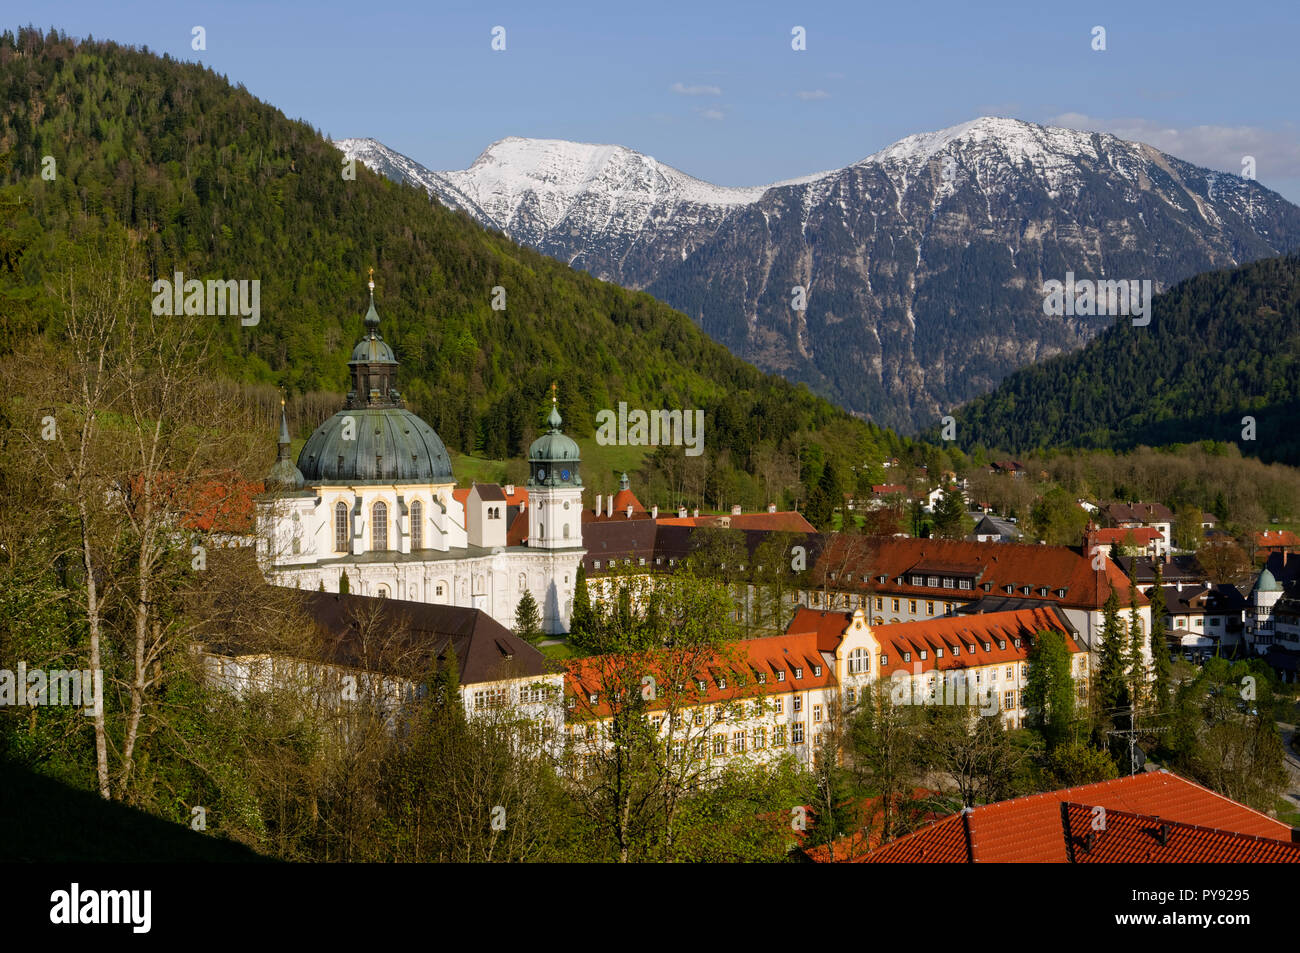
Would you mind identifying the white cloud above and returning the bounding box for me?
[1048,113,1300,179]
[796,89,831,101]
[698,107,725,121]
[672,82,722,96]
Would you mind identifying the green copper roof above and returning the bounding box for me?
[266,403,306,491]
[298,407,454,483]
[1256,567,1283,592]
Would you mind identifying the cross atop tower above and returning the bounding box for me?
[551,381,558,405]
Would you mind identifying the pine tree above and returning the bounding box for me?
[1094,590,1128,732]
[1148,565,1172,712]
[931,487,971,539]
[1126,566,1145,720]
[339,569,350,594]
[514,590,543,644]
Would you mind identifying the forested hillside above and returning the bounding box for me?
[950,254,1300,465]
[0,28,914,505]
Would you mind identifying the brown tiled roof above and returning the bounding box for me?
[1102,502,1174,524]
[471,482,506,501]
[655,512,816,532]
[289,591,548,685]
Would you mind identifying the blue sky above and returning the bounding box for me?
[23,0,1300,201]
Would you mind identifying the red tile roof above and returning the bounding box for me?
[853,772,1295,863]
[1089,527,1164,546]
[1257,530,1300,549]
[1063,803,1300,863]
[815,535,1144,610]
[565,628,839,718]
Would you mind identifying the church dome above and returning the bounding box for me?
[294,275,454,484]
[297,407,453,483]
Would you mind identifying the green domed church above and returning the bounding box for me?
[256,276,586,634]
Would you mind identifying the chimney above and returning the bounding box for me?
[626,504,633,519]
[693,508,700,518]
[607,495,614,518]
[520,499,526,512]
[677,506,687,518]
[595,494,602,516]
[505,484,514,496]
[731,504,742,516]
[768,503,777,513]
[651,505,658,520]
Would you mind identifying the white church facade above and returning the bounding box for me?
[255,277,585,634]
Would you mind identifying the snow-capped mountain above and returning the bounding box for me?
[337,119,1300,431]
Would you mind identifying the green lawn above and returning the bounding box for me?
[451,438,648,490]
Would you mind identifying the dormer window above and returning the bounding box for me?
[903,652,911,662]
[983,641,991,651]
[1013,638,1021,648]
[919,650,927,660]
[696,679,706,691]
[718,676,727,689]
[880,652,889,666]
[813,665,822,677]
[567,695,576,709]
[936,648,943,657]
[777,671,786,683]
[998,640,1006,650]
[794,667,803,679]
[588,693,598,704]
[952,645,960,656]
[758,672,767,684]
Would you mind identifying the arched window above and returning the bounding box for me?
[411,500,423,550]
[334,501,348,552]
[847,648,870,675]
[376,585,389,599]
[372,501,388,551]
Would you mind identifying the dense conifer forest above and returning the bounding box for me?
[949,255,1300,465]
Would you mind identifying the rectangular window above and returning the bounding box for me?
[792,723,805,745]
[813,704,822,723]
[773,697,784,715]
[927,601,935,615]
[959,579,972,590]
[1004,691,1015,710]
[875,597,883,610]
[941,577,953,588]
[732,731,746,754]
[990,668,998,683]
[793,696,803,713]
[694,711,704,726]
[794,667,803,679]
[777,670,786,683]
[773,724,787,746]
[758,672,767,684]
[1005,666,1013,680]
[892,599,900,612]
[713,735,726,757]
[880,653,889,666]
[909,600,918,614]
[753,726,767,749]
[911,575,924,586]
[593,560,601,569]
[928,576,939,588]
[846,687,856,704]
